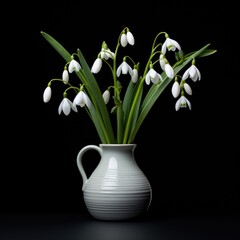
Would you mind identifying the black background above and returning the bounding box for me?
[2,1,239,219]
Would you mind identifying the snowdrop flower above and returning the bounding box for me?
[58,97,78,116]
[100,41,115,60]
[43,86,52,103]
[73,91,91,108]
[91,57,102,74]
[120,29,135,47]
[175,95,191,111]
[159,54,174,79]
[116,60,133,77]
[131,68,139,83]
[100,48,115,60]
[182,64,201,82]
[161,34,181,55]
[171,81,180,98]
[62,69,69,84]
[68,59,81,73]
[102,89,110,104]
[145,67,162,85]
[159,54,165,71]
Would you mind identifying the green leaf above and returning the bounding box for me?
[77,48,116,143]
[198,49,217,58]
[41,31,72,62]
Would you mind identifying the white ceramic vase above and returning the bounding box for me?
[76,144,152,221]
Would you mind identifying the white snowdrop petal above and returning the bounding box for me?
[116,64,122,77]
[191,74,198,82]
[62,70,69,83]
[58,100,63,114]
[121,34,128,47]
[151,74,161,84]
[175,98,181,111]
[184,83,192,95]
[73,92,81,105]
[170,39,181,50]
[122,62,128,74]
[62,99,71,115]
[103,90,110,104]
[149,68,157,78]
[128,66,133,76]
[145,74,150,85]
[160,59,165,71]
[182,69,189,80]
[91,58,102,73]
[68,61,74,73]
[171,82,180,98]
[127,31,135,45]
[43,86,52,103]
[72,103,78,112]
[161,42,167,55]
[165,64,174,79]
[189,65,197,78]
[196,68,201,80]
[83,92,91,108]
[74,60,81,71]
[186,98,192,110]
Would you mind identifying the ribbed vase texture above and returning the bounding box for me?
[77,144,152,221]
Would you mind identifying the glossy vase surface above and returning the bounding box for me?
[76,144,152,221]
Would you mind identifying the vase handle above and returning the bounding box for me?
[76,145,102,191]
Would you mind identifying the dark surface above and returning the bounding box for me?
[1,213,240,240]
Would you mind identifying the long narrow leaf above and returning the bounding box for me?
[123,81,143,143]
[41,31,72,62]
[77,49,115,143]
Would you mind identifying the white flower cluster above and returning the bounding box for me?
[171,62,201,111]
[43,28,202,116]
[43,58,92,115]
[90,29,201,111]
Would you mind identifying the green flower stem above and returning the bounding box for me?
[152,32,165,50]
[112,39,124,143]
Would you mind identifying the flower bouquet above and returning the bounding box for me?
[42,27,216,144]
